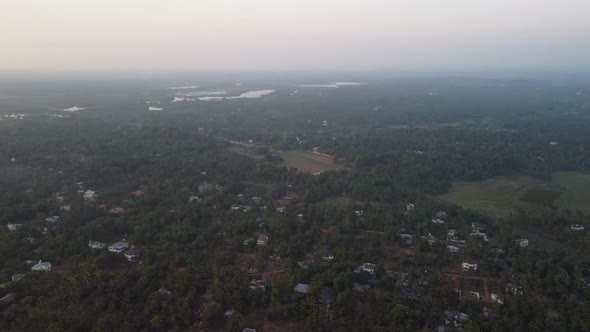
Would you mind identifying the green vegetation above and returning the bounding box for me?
[439,176,542,217]
[520,188,563,206]
[552,172,590,212]
[440,172,590,217]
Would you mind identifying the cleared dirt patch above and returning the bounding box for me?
[278,150,345,174]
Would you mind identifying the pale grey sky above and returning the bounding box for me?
[1,0,589,71]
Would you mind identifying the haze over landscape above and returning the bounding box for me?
[2,0,590,72]
[2,1,590,331]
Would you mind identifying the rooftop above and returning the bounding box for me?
[294,283,311,294]
[109,241,129,250]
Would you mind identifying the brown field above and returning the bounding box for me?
[227,144,345,174]
[278,150,345,174]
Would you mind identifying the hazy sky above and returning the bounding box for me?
[1,0,589,72]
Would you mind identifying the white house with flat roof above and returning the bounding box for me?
[108,241,129,253]
[31,260,52,272]
[45,216,60,223]
[462,262,478,271]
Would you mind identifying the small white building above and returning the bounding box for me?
[462,262,478,272]
[571,224,585,231]
[447,245,460,253]
[355,263,376,274]
[31,260,52,272]
[491,293,504,305]
[158,288,172,296]
[45,216,60,223]
[7,223,22,232]
[363,263,376,274]
[11,274,25,282]
[322,254,335,261]
[294,283,311,294]
[224,309,236,319]
[88,241,105,249]
[257,234,269,246]
[405,203,415,214]
[249,279,266,290]
[83,190,97,201]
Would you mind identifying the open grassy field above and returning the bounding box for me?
[278,150,345,174]
[552,172,590,212]
[438,171,590,218]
